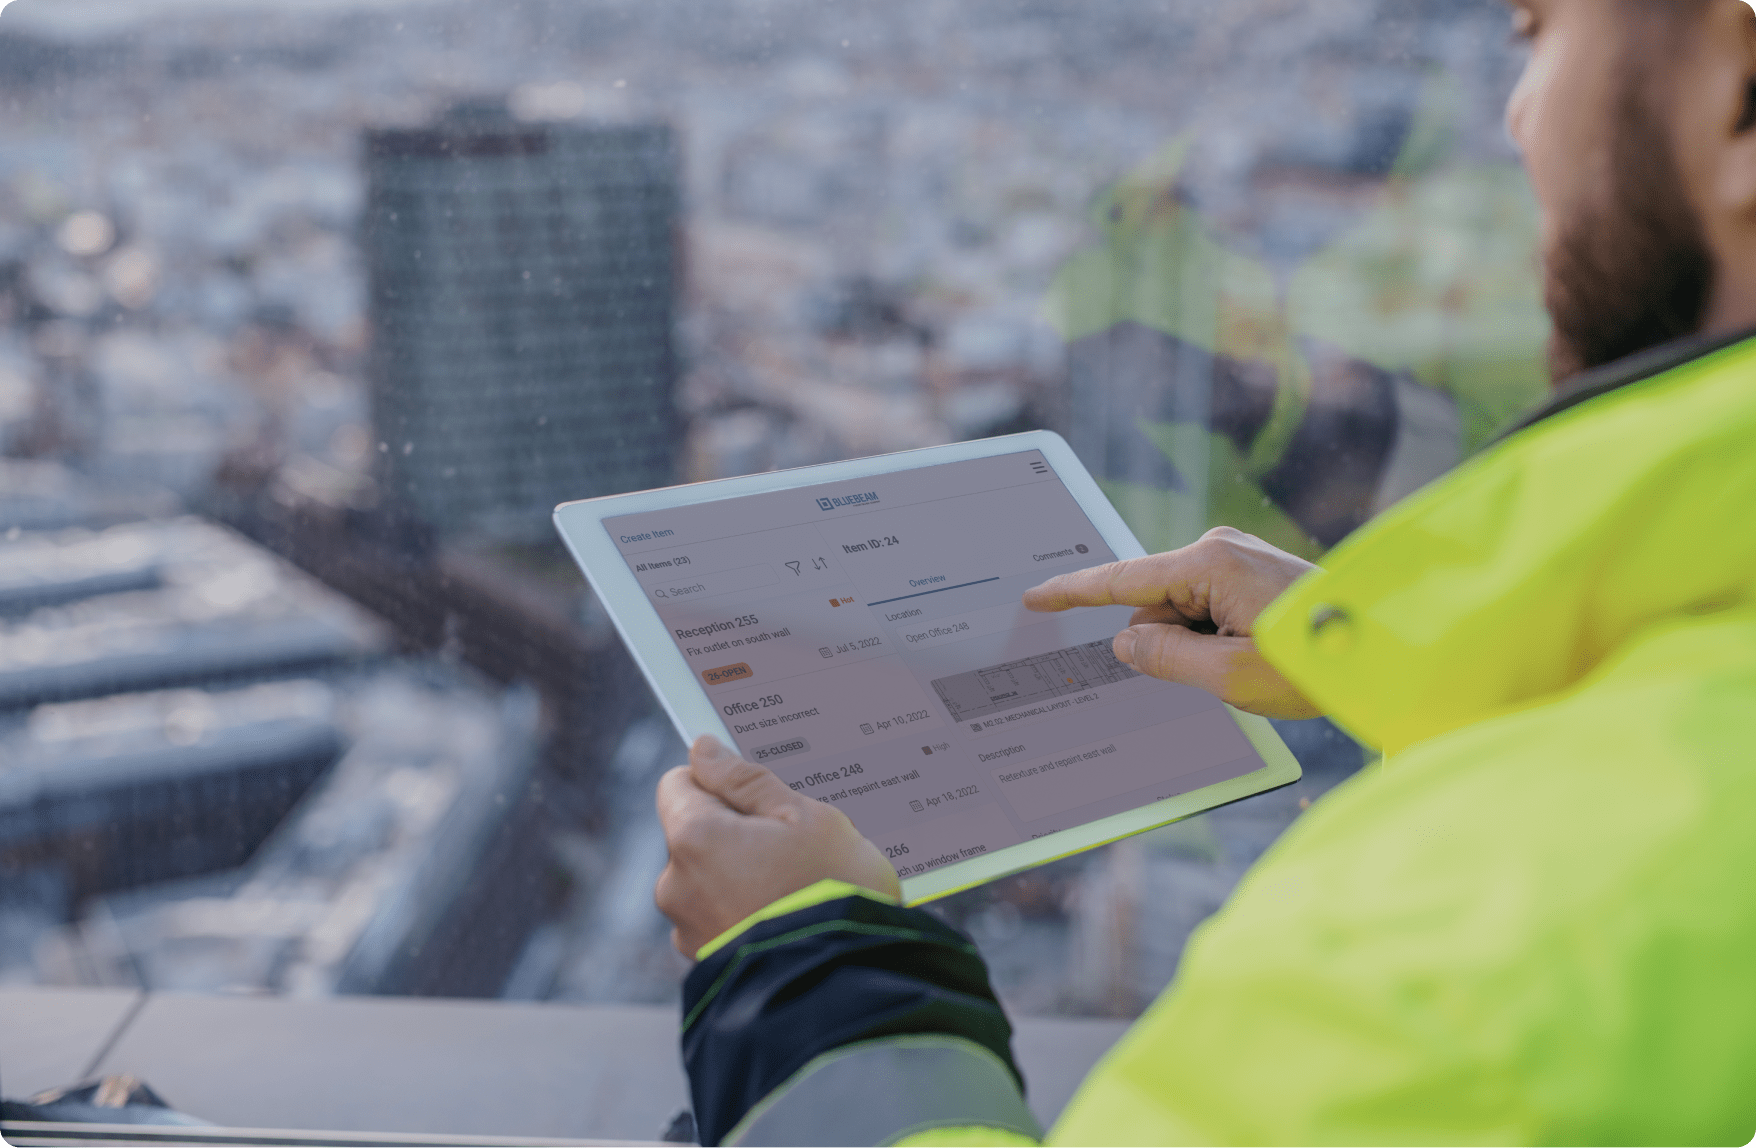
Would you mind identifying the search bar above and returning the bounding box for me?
[649,563,778,601]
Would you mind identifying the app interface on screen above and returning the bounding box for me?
[605,450,1269,877]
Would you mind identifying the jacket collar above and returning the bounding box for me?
[1257,331,1756,755]
[1492,323,1756,445]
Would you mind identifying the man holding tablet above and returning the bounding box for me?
[640,2,1756,1143]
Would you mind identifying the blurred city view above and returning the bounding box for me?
[0,0,1545,1020]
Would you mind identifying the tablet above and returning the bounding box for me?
[554,431,1300,904]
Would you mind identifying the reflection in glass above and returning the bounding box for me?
[0,0,1537,1023]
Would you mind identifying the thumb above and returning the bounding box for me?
[1117,624,1258,700]
[689,735,803,819]
[1117,625,1318,718]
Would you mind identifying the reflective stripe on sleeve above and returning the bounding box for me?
[725,1035,1043,1147]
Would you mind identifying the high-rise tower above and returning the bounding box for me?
[363,107,678,542]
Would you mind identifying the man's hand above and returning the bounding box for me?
[655,736,901,958]
[1024,526,1323,720]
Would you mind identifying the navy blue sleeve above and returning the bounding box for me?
[680,894,1024,1147]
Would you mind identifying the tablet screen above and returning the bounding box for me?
[603,448,1271,879]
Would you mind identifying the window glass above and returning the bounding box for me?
[0,0,1539,1024]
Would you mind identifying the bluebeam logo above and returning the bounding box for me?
[816,491,879,512]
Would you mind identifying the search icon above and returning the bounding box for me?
[642,565,779,601]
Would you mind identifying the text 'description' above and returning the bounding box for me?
[990,708,1258,823]
[701,663,754,686]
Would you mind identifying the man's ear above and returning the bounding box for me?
[1742,2,1756,133]
[1731,11,1756,202]
[1707,10,1756,230]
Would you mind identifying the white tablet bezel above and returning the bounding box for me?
[554,430,1301,904]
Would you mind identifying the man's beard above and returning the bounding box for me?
[1542,83,1716,383]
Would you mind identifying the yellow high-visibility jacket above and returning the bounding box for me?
[678,331,1756,1147]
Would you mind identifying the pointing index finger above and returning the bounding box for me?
[1023,561,1125,611]
[1024,554,1209,621]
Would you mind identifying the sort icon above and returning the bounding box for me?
[786,561,802,575]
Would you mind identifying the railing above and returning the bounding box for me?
[0,1123,667,1148]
